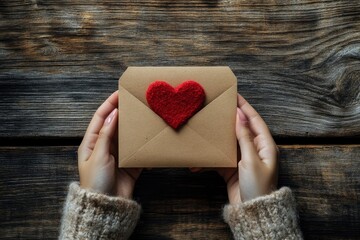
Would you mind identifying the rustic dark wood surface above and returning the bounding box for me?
[1,0,360,239]
[0,146,359,239]
[0,0,359,138]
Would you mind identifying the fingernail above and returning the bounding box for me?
[105,109,117,125]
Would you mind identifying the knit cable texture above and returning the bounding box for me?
[223,187,303,240]
[59,182,141,240]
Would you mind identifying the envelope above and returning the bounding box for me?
[118,67,237,168]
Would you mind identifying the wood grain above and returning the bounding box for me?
[0,145,359,239]
[1,0,359,138]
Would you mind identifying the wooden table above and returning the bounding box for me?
[1,1,359,239]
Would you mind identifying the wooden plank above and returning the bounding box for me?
[0,145,359,239]
[0,0,359,138]
[279,145,360,239]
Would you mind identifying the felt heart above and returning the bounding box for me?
[146,80,205,129]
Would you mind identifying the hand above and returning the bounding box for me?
[77,91,142,199]
[222,93,278,203]
[191,94,278,204]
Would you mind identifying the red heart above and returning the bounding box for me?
[146,80,205,129]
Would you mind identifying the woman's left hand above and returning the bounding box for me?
[77,90,142,199]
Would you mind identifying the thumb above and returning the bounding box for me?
[236,108,258,162]
[93,108,118,159]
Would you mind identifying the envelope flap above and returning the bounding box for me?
[119,67,237,107]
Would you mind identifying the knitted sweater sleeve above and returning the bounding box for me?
[59,182,141,240]
[223,187,303,240]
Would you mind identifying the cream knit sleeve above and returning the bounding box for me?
[223,187,303,240]
[59,182,141,240]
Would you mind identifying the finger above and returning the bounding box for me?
[236,108,260,163]
[92,108,118,161]
[84,90,118,143]
[237,93,278,150]
[237,94,272,137]
[110,123,119,160]
[78,91,118,161]
[237,94,277,163]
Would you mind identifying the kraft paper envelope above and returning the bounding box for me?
[118,66,237,168]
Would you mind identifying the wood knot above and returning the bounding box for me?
[331,70,360,108]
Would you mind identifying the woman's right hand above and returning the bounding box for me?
[220,93,279,203]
